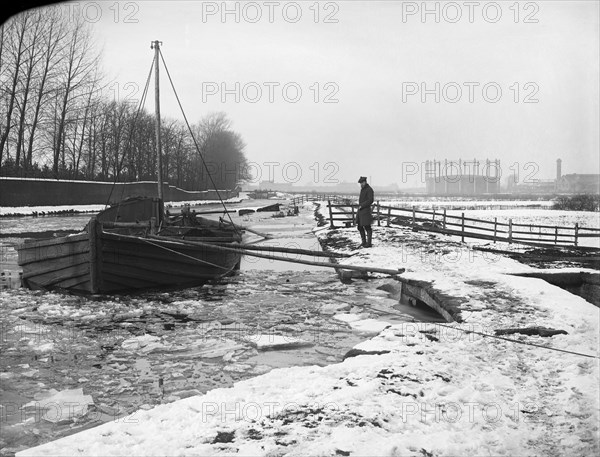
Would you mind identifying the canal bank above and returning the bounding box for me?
[12,201,600,456]
[1,201,442,456]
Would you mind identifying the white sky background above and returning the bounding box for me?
[44,1,600,187]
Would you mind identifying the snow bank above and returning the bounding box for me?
[16,204,600,457]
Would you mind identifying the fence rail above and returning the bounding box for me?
[325,200,600,249]
[291,194,349,206]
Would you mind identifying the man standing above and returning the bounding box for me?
[356,176,374,248]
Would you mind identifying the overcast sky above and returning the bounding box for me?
[34,1,600,187]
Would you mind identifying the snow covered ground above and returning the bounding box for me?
[0,196,247,217]
[382,199,555,209]
[379,200,600,249]
[15,202,599,456]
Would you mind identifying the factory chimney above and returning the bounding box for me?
[556,158,562,181]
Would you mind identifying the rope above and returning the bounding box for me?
[267,271,599,359]
[141,238,231,271]
[431,322,600,359]
[157,49,241,237]
[104,58,155,211]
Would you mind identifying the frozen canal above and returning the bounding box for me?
[0,199,442,455]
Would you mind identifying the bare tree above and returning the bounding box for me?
[51,15,101,177]
[193,112,250,190]
[24,6,68,171]
[1,8,249,189]
[12,10,48,171]
[0,11,29,163]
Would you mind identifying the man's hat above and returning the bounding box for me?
[358,176,367,183]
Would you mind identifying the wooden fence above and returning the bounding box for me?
[291,194,349,206]
[326,200,600,249]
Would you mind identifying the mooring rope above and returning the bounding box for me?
[431,321,600,359]
[158,49,241,238]
[105,58,155,211]
[268,278,600,359]
[141,238,231,271]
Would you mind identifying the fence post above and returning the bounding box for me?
[89,216,100,294]
[412,208,416,227]
[508,219,513,244]
[328,200,334,229]
[377,201,380,226]
[443,209,446,229]
[461,212,465,242]
[555,226,558,245]
[493,218,497,243]
[351,205,355,226]
[432,208,436,226]
[387,207,391,227]
[574,223,579,246]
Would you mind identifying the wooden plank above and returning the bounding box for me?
[21,256,89,279]
[102,259,217,285]
[101,235,241,267]
[410,225,545,247]
[442,221,506,234]
[579,227,600,232]
[18,239,90,266]
[25,263,90,289]
[102,256,219,280]
[19,243,90,267]
[494,218,498,241]
[325,204,599,238]
[89,217,99,294]
[101,221,150,229]
[52,275,91,291]
[208,241,351,258]
[18,233,88,248]
[32,269,88,288]
[219,220,271,239]
[101,266,166,288]
[180,236,241,242]
[511,229,574,238]
[153,235,404,276]
[512,221,576,230]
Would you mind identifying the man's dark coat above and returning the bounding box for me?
[356,183,374,227]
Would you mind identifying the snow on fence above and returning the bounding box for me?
[326,200,600,249]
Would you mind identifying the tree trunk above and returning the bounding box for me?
[0,14,28,164]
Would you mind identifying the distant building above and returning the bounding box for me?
[507,158,599,195]
[557,174,600,194]
[509,179,556,194]
[425,159,500,195]
[509,157,563,194]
